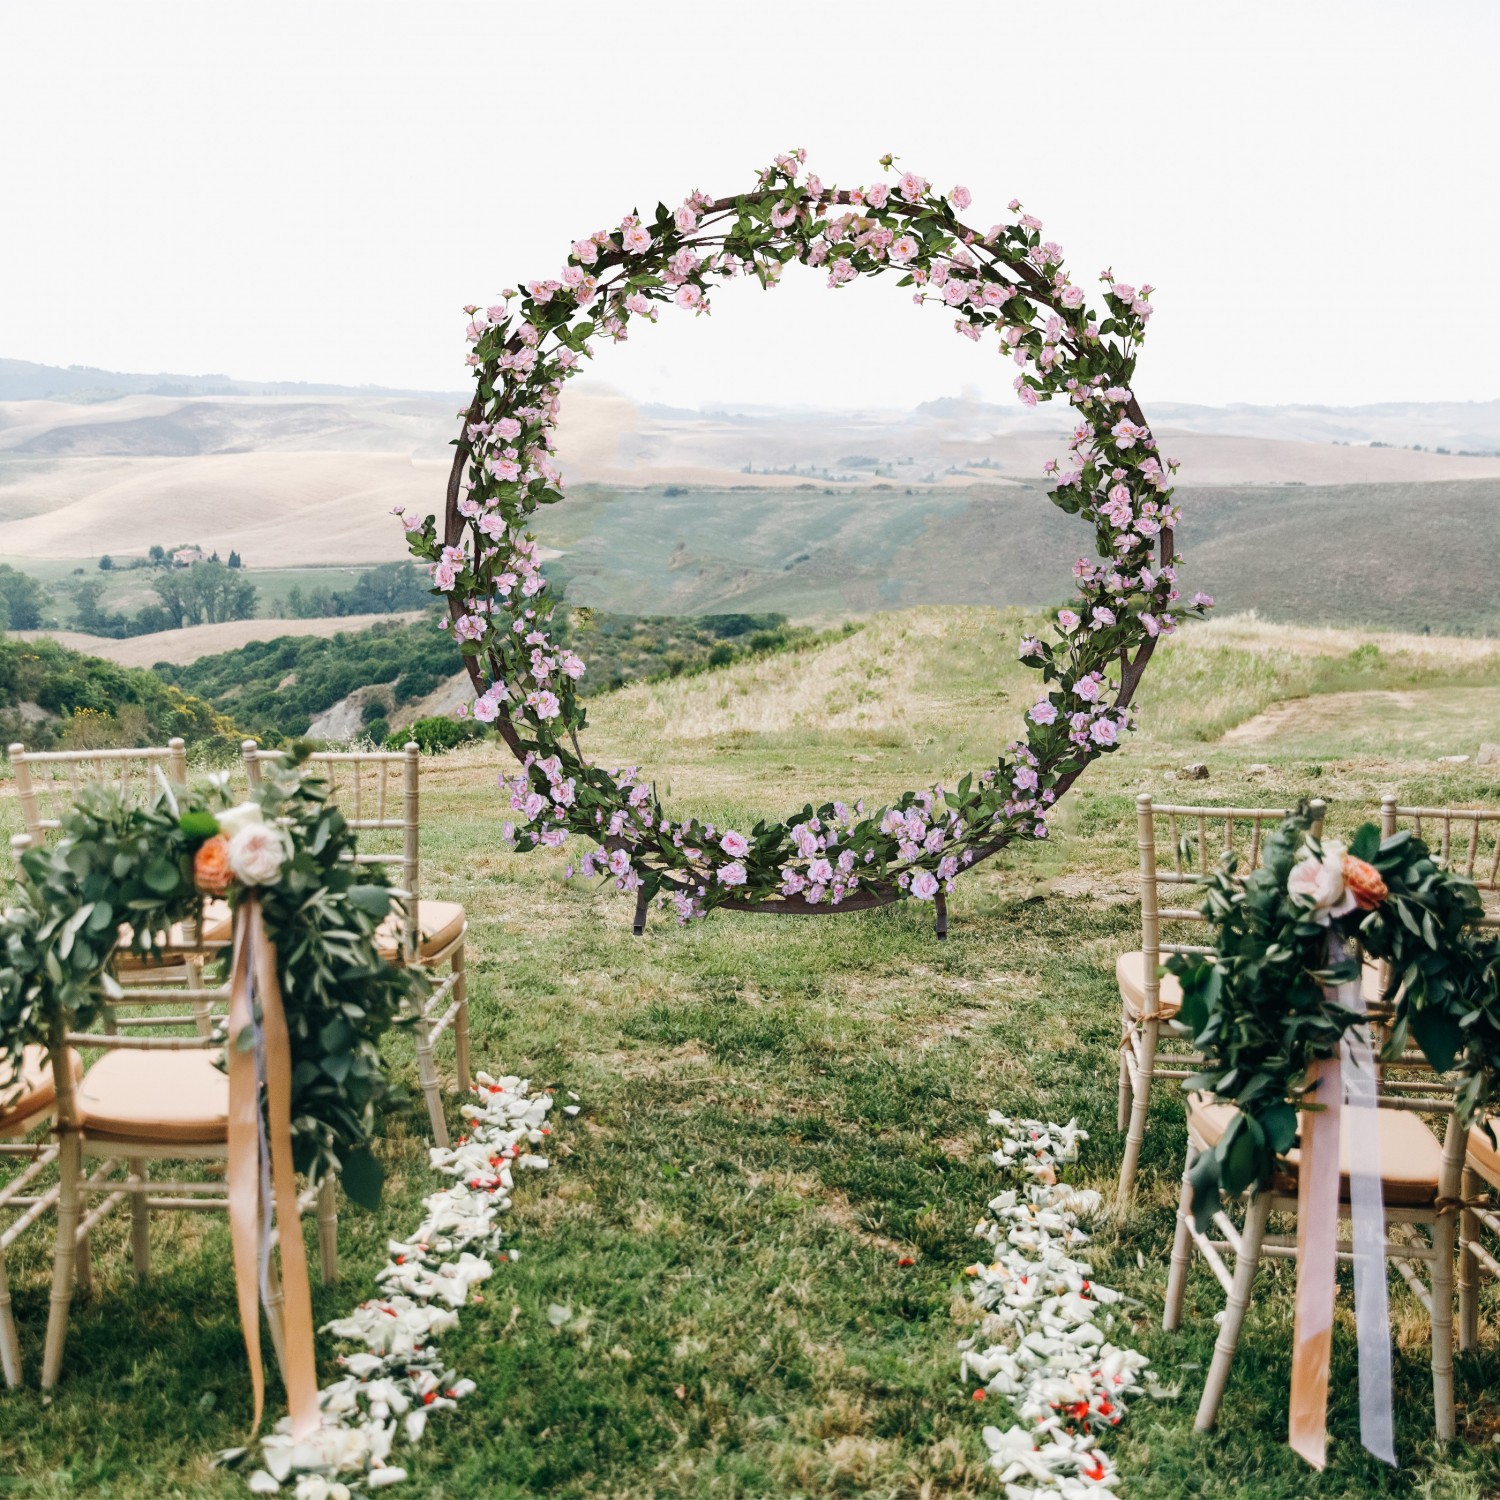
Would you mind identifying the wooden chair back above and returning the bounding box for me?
[1379,796,1500,925]
[1135,795,1326,1001]
[242,742,421,959]
[8,740,188,845]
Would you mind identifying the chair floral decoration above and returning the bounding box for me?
[0,755,418,1419]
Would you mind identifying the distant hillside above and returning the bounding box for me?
[153,610,824,742]
[535,477,1500,637]
[0,634,238,752]
[0,358,464,403]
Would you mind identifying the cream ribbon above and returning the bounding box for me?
[228,896,321,1440]
[1288,936,1395,1468]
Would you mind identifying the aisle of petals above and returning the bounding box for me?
[245,1073,578,1498]
[957,1114,1149,1497]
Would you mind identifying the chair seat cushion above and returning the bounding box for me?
[198,898,233,944]
[1186,1093,1444,1207]
[1467,1118,1500,1189]
[77,1049,228,1146]
[112,920,203,971]
[376,899,466,962]
[1117,951,1182,1019]
[0,1045,82,1128]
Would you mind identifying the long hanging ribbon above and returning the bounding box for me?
[1288,934,1395,1468]
[228,896,321,1440]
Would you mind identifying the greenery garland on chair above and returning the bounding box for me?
[0,755,418,1204]
[1168,807,1500,1225]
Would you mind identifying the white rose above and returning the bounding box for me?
[226,822,290,887]
[1287,841,1356,924]
[216,801,265,838]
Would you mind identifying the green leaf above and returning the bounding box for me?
[340,1148,384,1212]
[1410,1005,1462,1074]
[347,885,392,917]
[142,856,181,895]
[1349,823,1381,862]
[179,810,220,840]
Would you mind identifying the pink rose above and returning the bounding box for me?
[719,830,749,858]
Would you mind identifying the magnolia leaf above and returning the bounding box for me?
[346,885,392,917]
[1349,822,1381,862]
[1410,1006,1462,1075]
[340,1148,383,1211]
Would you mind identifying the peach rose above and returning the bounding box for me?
[1343,854,1388,911]
[193,834,233,895]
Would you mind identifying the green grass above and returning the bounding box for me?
[1,608,1500,1496]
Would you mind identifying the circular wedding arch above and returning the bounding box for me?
[404,151,1207,931]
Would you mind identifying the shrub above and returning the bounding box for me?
[388,716,486,754]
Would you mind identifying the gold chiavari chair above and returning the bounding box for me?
[1163,1057,1468,1440]
[1114,796,1325,1210]
[13,831,338,1392]
[1375,798,1500,1352]
[0,1037,82,1387]
[239,742,468,1146]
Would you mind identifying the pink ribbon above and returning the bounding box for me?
[1288,935,1394,1468]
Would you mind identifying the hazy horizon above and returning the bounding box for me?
[3,1,1498,414]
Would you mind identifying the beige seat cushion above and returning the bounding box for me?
[198,898,233,944]
[112,917,211,971]
[1187,1093,1443,1207]
[0,1045,82,1129]
[376,899,466,962]
[77,1049,228,1146]
[1116,950,1182,1019]
[1467,1118,1500,1190]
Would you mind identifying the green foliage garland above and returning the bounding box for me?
[1170,809,1500,1225]
[0,756,418,1203]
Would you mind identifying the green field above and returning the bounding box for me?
[2,610,1500,1497]
[532,479,1500,637]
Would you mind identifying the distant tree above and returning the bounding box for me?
[148,544,167,567]
[342,561,432,616]
[0,566,45,631]
[152,561,258,628]
[228,550,242,569]
[98,555,113,571]
[210,550,221,563]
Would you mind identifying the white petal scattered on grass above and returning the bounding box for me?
[239,1076,577,1498]
[958,1115,1150,1494]
[546,1303,573,1328]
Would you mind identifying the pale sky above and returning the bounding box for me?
[2,1,1495,413]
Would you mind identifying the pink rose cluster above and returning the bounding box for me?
[407,149,1206,919]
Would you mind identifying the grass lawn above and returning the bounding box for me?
[2,608,1500,1497]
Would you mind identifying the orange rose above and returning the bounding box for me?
[1342,854,1388,911]
[194,834,233,895]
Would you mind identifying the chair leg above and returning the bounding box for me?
[129,1159,150,1284]
[1459,1165,1480,1353]
[1115,1017,1158,1213]
[1117,1004,1134,1132]
[413,1012,448,1148]
[1195,1191,1270,1432]
[41,1132,84,1390]
[1432,1205,1458,1442]
[452,942,470,1096]
[74,1221,93,1295]
[1163,1141,1198,1331]
[0,1252,20,1388]
[263,1236,289,1377]
[317,1176,338,1285]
